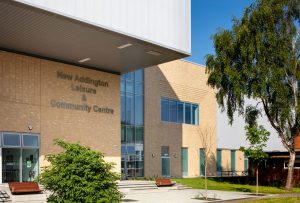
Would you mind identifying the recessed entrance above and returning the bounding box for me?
[0,132,39,183]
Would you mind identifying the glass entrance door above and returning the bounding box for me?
[0,132,40,183]
[2,148,20,182]
[22,149,39,182]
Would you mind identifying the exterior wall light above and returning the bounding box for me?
[28,124,33,131]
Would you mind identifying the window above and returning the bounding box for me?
[23,134,39,147]
[192,104,199,125]
[284,160,300,169]
[160,98,199,125]
[125,94,134,125]
[125,80,134,93]
[161,146,170,157]
[161,99,169,122]
[185,103,191,124]
[135,95,144,126]
[121,80,125,92]
[135,127,143,143]
[134,69,144,82]
[126,126,135,143]
[135,82,143,95]
[169,100,177,122]
[3,133,20,147]
[177,102,184,123]
[182,148,188,177]
[121,92,126,124]
[121,69,144,178]
[121,126,126,143]
[126,72,134,80]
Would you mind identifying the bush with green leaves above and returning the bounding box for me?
[37,139,123,203]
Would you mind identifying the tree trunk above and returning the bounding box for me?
[256,168,258,196]
[205,164,207,200]
[285,151,296,191]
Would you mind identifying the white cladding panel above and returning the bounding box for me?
[16,0,191,54]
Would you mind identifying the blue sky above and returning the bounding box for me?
[190,0,285,151]
[187,0,254,65]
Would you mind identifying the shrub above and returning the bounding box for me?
[37,139,123,203]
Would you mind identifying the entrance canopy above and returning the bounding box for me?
[0,1,190,74]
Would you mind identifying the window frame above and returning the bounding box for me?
[22,134,39,148]
[2,132,21,148]
[160,97,199,126]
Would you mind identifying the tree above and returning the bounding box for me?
[37,139,123,203]
[198,126,216,200]
[240,125,269,195]
[206,0,300,190]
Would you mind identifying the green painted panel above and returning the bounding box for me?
[244,156,249,172]
[181,148,188,176]
[161,157,170,177]
[216,150,222,172]
[231,150,236,172]
[200,148,205,176]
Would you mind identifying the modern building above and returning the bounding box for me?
[121,61,247,179]
[0,0,190,183]
[0,0,246,183]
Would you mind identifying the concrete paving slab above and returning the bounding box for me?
[122,188,264,203]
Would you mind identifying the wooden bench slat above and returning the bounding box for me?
[8,182,43,194]
[155,178,175,187]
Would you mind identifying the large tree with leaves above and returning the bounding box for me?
[206,0,300,190]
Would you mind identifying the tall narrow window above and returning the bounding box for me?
[244,155,249,175]
[182,148,188,177]
[216,150,222,172]
[126,94,134,125]
[200,148,205,176]
[126,126,135,144]
[135,127,143,144]
[192,104,199,125]
[121,92,126,124]
[121,125,126,143]
[134,69,144,82]
[121,69,144,178]
[177,102,184,123]
[169,100,177,122]
[231,150,236,173]
[135,95,144,126]
[161,99,169,122]
[185,103,191,124]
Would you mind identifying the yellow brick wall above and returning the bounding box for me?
[0,51,121,172]
[144,60,217,177]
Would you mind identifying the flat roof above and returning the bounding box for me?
[0,1,189,74]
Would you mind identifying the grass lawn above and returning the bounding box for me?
[172,178,300,194]
[242,197,300,203]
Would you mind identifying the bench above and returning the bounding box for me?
[8,182,43,194]
[155,178,175,187]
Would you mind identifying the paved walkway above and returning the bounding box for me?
[218,193,300,203]
[0,181,299,203]
[0,184,47,203]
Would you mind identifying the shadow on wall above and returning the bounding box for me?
[144,65,183,178]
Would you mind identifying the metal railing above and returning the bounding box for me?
[217,170,248,177]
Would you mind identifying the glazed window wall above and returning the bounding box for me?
[0,132,39,183]
[161,98,199,125]
[121,69,144,178]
